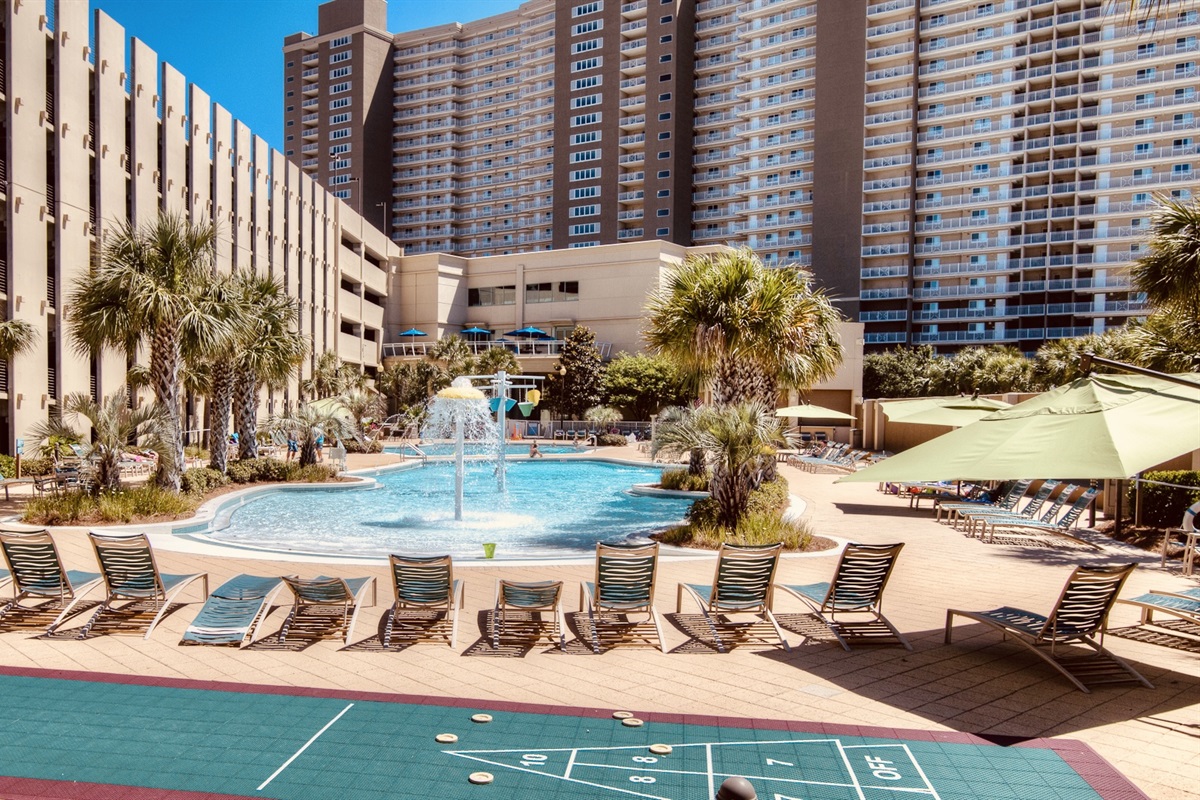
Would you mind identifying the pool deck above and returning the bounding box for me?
[1,446,1198,799]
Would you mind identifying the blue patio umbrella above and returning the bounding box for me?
[504,326,549,338]
[461,326,492,336]
[398,327,427,337]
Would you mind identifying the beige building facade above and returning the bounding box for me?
[0,1,397,451]
[383,240,865,419]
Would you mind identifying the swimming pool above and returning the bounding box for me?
[384,442,585,456]
[207,459,692,559]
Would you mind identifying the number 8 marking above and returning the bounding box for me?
[630,775,656,784]
[632,756,658,764]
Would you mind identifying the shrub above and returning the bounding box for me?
[688,476,791,528]
[284,464,340,482]
[181,467,229,495]
[343,438,383,454]
[660,468,710,492]
[0,455,12,479]
[22,486,196,525]
[1128,470,1200,527]
[659,512,815,550]
[226,458,289,484]
[10,456,55,477]
[596,433,628,447]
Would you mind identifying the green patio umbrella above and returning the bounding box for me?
[882,396,1011,428]
[775,403,856,421]
[840,372,1200,483]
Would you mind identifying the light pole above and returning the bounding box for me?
[375,201,389,239]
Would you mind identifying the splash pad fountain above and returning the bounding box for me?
[421,377,497,520]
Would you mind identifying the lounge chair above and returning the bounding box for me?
[0,476,34,500]
[676,542,789,652]
[954,480,1060,533]
[775,542,910,650]
[1160,499,1200,574]
[492,579,566,650]
[1117,586,1200,633]
[945,563,1152,693]
[963,482,1074,538]
[0,528,103,633]
[181,574,284,646]
[580,542,666,653]
[80,532,209,640]
[278,575,377,645]
[383,554,462,648]
[977,488,1099,547]
[935,479,1032,524]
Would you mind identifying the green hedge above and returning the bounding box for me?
[1128,470,1200,528]
[596,433,628,447]
[0,455,55,478]
[181,467,230,496]
[660,468,709,492]
[687,476,790,528]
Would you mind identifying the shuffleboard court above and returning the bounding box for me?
[0,666,1146,800]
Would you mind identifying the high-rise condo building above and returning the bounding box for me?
[284,0,1199,353]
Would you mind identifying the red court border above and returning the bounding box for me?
[0,665,1149,800]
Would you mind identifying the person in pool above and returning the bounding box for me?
[529,442,543,458]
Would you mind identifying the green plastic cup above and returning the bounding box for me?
[482,543,496,559]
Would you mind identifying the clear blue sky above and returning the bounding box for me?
[86,0,523,150]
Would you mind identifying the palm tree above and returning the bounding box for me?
[472,346,522,377]
[232,275,307,460]
[302,350,365,400]
[265,403,354,467]
[584,405,622,428]
[377,360,447,415]
[189,273,245,474]
[644,248,843,407]
[0,318,37,361]
[339,388,386,441]
[652,402,789,529]
[428,335,475,377]
[1132,196,1200,315]
[1033,330,1136,388]
[68,212,239,491]
[28,389,169,492]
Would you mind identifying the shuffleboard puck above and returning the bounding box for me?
[471,713,493,723]
[468,772,494,785]
[621,717,644,728]
[436,733,459,744]
[612,711,634,719]
[649,744,673,755]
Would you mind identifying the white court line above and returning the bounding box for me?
[835,740,867,800]
[705,743,715,800]
[257,703,354,791]
[900,744,943,800]
[564,748,579,780]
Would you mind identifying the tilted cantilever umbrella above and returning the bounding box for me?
[840,372,1200,483]
[881,396,1011,428]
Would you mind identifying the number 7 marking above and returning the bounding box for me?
[765,759,794,767]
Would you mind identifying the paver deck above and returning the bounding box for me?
[0,450,1197,799]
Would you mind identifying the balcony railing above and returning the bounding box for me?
[383,339,612,360]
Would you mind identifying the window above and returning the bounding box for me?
[572,57,602,72]
[658,112,672,121]
[658,92,671,102]
[572,112,600,126]
[331,35,351,47]
[572,20,602,35]
[657,131,671,140]
[656,208,669,217]
[659,54,672,62]
[569,205,598,217]
[657,150,670,159]
[573,1,601,16]
[1136,92,1155,107]
[656,189,670,197]
[657,227,669,236]
[329,112,351,125]
[329,66,352,79]
[526,281,579,303]
[330,159,351,170]
[572,93,601,108]
[660,34,672,43]
[660,73,671,81]
[330,50,351,64]
[1173,163,1193,174]
[571,130,600,145]
[572,38,601,54]
[330,97,351,109]
[570,149,600,162]
[468,286,516,307]
[570,168,599,181]
[330,128,351,140]
[570,223,598,236]
[661,14,672,22]
[330,174,354,185]
[572,75,602,91]
[657,169,670,178]
[570,185,600,199]
[331,81,351,94]
[1138,42,1157,57]
[330,143,350,155]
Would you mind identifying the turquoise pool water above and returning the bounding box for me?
[208,460,692,559]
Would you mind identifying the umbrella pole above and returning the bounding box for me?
[1114,480,1123,536]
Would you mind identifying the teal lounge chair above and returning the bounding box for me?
[946,563,1152,693]
[955,480,1060,532]
[776,542,910,650]
[1117,586,1200,632]
[0,528,103,633]
[964,483,1075,538]
[181,574,285,646]
[936,479,1032,524]
[278,575,377,645]
[978,488,1099,547]
[676,542,789,653]
[81,532,208,640]
[492,579,566,651]
[384,554,462,648]
[580,542,665,653]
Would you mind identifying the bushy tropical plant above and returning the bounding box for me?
[544,326,604,418]
[28,389,170,492]
[265,403,356,467]
[303,351,367,400]
[0,318,37,361]
[652,401,790,529]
